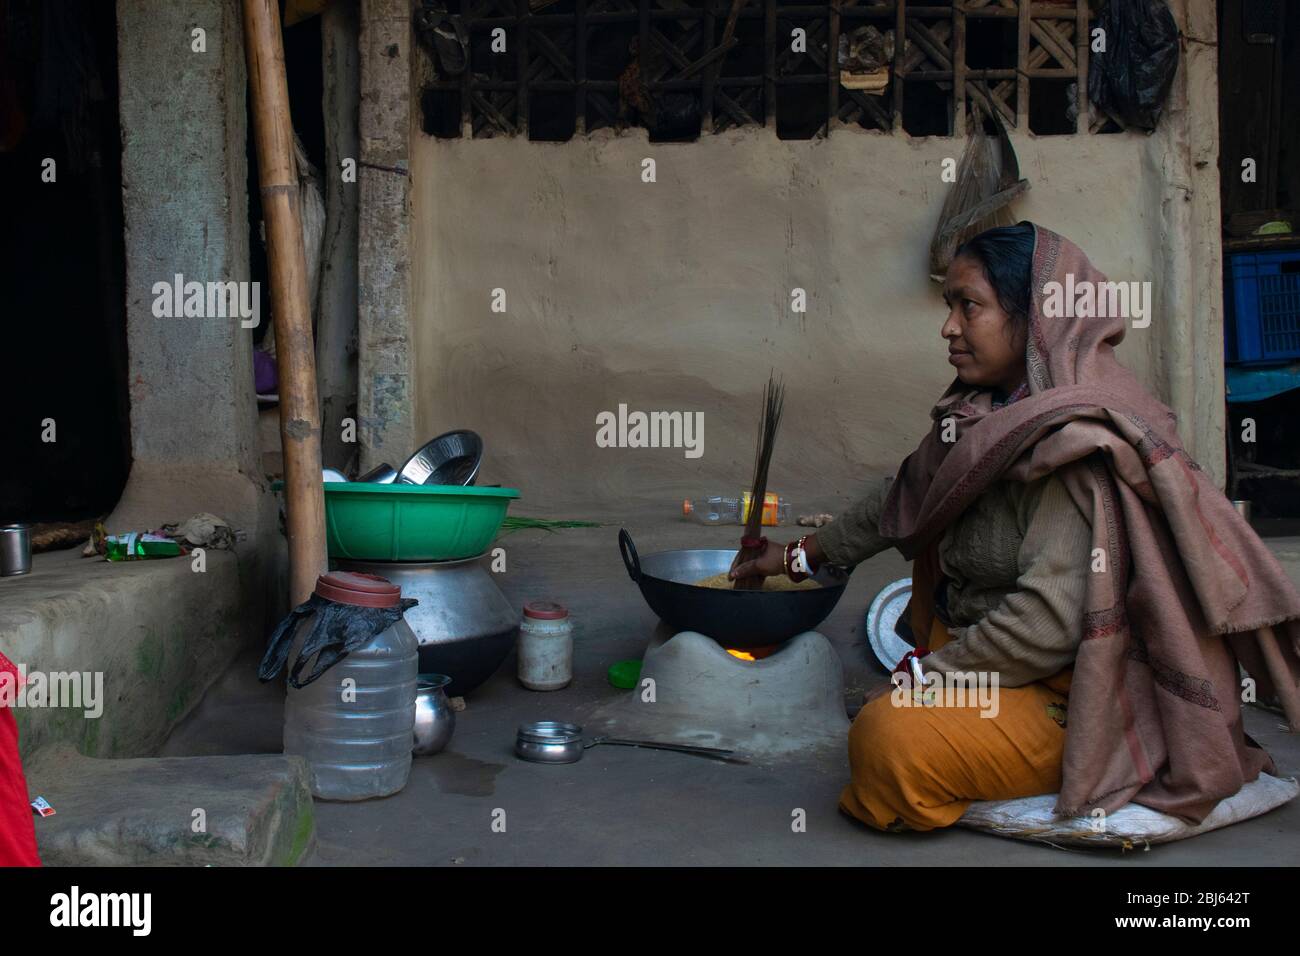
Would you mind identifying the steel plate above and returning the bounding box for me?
[865,577,914,671]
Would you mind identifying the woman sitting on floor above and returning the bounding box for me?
[731,222,1300,832]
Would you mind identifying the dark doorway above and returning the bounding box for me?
[0,0,130,525]
[1218,0,1300,524]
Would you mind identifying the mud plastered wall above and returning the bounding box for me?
[410,128,1166,513]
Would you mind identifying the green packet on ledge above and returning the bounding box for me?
[105,532,182,561]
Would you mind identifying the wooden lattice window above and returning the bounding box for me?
[415,1,1118,141]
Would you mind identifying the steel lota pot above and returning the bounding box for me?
[413,674,456,756]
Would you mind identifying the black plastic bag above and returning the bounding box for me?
[258,593,418,689]
[1087,0,1180,132]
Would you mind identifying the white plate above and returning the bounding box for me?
[865,577,914,671]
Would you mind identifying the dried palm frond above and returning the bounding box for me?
[928,89,1030,280]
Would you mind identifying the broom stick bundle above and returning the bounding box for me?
[733,372,785,590]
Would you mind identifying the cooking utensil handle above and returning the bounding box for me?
[618,528,642,582]
[603,738,733,756]
[593,737,749,764]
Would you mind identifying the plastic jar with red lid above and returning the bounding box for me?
[517,601,573,691]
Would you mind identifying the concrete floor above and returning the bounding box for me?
[162,510,1300,865]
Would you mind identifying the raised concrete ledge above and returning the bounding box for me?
[1,538,279,762]
[27,748,314,867]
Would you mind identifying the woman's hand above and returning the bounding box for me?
[728,532,826,581]
[728,541,786,581]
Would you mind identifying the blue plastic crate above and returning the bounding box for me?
[1225,248,1300,364]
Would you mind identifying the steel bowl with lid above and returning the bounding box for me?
[515,721,585,764]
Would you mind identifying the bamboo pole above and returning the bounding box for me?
[243,0,328,606]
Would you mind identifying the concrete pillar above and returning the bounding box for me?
[112,0,267,532]
[357,0,416,471]
[1147,0,1227,489]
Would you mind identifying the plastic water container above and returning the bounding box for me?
[283,572,419,801]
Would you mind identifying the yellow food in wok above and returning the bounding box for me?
[692,572,821,591]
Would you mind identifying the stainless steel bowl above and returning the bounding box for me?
[413,674,456,756]
[357,462,398,484]
[515,721,585,764]
[396,430,483,486]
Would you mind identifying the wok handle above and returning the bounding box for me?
[618,528,642,583]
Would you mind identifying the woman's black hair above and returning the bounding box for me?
[954,222,1036,338]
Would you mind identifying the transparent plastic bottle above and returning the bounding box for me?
[283,573,419,801]
[682,492,790,526]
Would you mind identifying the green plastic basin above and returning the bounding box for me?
[323,482,520,561]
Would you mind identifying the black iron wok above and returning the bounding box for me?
[618,529,848,649]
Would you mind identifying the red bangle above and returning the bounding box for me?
[891,647,931,677]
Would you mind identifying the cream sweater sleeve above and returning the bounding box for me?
[923,475,1093,688]
[815,475,894,568]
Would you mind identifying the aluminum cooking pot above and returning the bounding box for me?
[618,529,848,649]
[334,555,517,696]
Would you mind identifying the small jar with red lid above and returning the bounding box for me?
[517,600,573,691]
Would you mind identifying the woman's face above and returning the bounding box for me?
[941,254,1028,393]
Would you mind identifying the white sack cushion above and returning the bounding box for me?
[957,773,1298,848]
